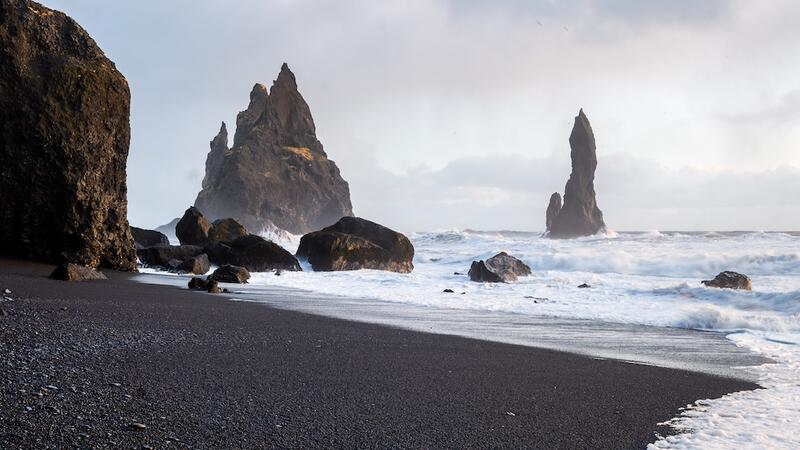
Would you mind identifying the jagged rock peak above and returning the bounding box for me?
[212,122,227,147]
[194,63,353,234]
[546,109,606,238]
[275,62,297,89]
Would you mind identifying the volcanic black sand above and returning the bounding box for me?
[0,258,758,449]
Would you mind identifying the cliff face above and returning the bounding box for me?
[194,63,353,235]
[546,109,606,238]
[0,0,136,270]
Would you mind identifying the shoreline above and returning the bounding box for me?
[0,259,759,448]
[136,269,770,382]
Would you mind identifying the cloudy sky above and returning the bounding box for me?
[48,0,800,231]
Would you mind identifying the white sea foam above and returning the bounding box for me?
[246,229,800,448]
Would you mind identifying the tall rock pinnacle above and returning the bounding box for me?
[194,63,353,234]
[545,109,606,238]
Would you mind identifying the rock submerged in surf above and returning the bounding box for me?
[204,234,301,272]
[468,252,531,283]
[296,217,414,273]
[209,265,251,284]
[701,271,752,291]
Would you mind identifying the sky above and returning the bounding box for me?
[47,0,800,232]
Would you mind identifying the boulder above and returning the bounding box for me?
[131,227,170,249]
[50,263,107,282]
[204,234,301,272]
[702,271,752,290]
[187,276,223,293]
[468,252,531,283]
[209,265,251,284]
[209,218,248,243]
[546,110,606,238]
[136,244,204,268]
[176,207,213,246]
[188,277,209,290]
[193,64,353,234]
[296,217,414,273]
[206,280,222,294]
[0,0,136,270]
[177,253,210,275]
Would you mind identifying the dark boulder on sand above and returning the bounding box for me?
[469,252,531,283]
[188,276,223,293]
[209,218,248,243]
[546,110,606,238]
[702,271,752,290]
[209,265,251,284]
[50,263,107,281]
[193,64,353,234]
[204,234,301,272]
[176,207,213,246]
[131,227,170,249]
[137,244,204,269]
[296,217,414,273]
[0,0,136,270]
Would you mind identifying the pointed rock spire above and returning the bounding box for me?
[201,122,229,191]
[211,121,228,149]
[546,192,562,232]
[546,109,606,238]
[274,62,298,90]
[266,62,316,144]
[194,63,353,234]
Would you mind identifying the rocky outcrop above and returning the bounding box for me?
[136,244,204,269]
[209,218,248,243]
[176,207,213,246]
[296,217,414,273]
[0,0,136,270]
[177,253,210,275]
[209,265,251,284]
[204,234,301,272]
[50,263,107,281]
[546,110,606,238]
[131,227,170,249]
[702,271,752,290]
[194,63,353,234]
[468,252,531,283]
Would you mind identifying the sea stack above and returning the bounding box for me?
[546,109,606,238]
[0,0,136,270]
[194,63,353,235]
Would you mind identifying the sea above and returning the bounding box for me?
[139,229,800,449]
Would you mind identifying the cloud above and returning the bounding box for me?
[43,0,800,231]
[344,148,800,232]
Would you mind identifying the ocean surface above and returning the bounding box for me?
[140,229,800,449]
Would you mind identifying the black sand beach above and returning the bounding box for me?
[0,259,758,449]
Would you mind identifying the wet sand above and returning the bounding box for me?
[0,259,758,449]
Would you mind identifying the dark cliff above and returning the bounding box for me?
[0,0,136,270]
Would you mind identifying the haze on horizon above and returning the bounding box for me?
[48,0,800,232]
